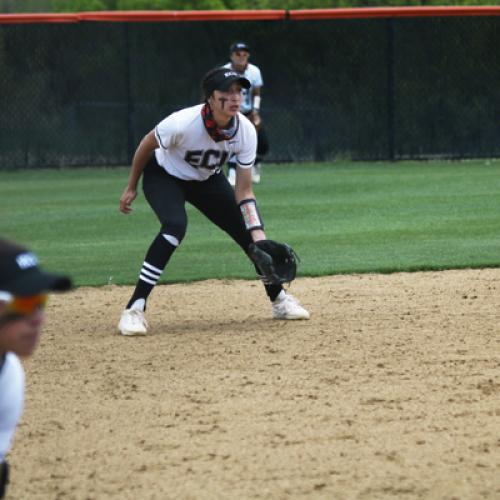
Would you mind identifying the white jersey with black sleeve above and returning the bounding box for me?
[0,353,24,462]
[223,62,263,114]
[154,104,257,182]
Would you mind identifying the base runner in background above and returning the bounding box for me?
[0,239,71,499]
[224,42,269,186]
[118,67,309,336]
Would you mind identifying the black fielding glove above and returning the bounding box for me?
[248,240,299,285]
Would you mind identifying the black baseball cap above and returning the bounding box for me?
[230,42,250,53]
[202,67,251,99]
[0,238,72,296]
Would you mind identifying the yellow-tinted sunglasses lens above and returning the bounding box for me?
[7,294,48,316]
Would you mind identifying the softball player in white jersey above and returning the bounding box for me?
[0,352,23,497]
[0,239,71,498]
[118,67,309,336]
[224,42,269,185]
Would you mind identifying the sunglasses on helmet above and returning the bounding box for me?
[0,291,48,318]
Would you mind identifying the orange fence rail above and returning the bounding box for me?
[0,6,499,24]
[289,6,500,20]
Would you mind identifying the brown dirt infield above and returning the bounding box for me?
[9,269,500,499]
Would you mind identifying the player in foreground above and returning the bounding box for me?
[0,238,71,499]
[118,67,309,336]
[224,41,269,185]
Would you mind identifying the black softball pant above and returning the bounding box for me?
[143,157,251,251]
[241,111,269,159]
[142,157,282,300]
[256,125,269,159]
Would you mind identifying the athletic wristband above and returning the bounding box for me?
[252,95,261,112]
[239,198,264,231]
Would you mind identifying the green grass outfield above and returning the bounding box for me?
[1,159,500,287]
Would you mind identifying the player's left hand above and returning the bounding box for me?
[248,240,299,285]
[249,110,262,130]
[119,188,137,214]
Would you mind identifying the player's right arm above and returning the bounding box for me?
[119,131,158,214]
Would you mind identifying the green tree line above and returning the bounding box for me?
[1,0,499,13]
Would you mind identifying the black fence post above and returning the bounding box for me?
[386,18,395,161]
[124,23,134,165]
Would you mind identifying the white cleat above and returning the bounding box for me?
[228,168,236,187]
[272,293,310,320]
[252,164,261,184]
[118,309,148,336]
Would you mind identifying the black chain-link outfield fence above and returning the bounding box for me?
[0,11,499,168]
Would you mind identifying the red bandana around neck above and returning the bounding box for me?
[201,103,237,142]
